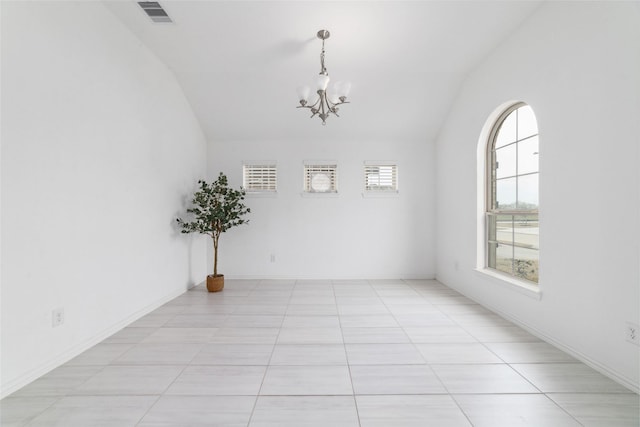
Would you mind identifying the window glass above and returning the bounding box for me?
[495,214,514,245]
[495,111,517,148]
[513,215,539,250]
[513,247,539,282]
[495,243,514,276]
[486,103,539,284]
[517,105,538,140]
[517,136,539,175]
[517,174,539,208]
[495,144,517,179]
[496,177,517,209]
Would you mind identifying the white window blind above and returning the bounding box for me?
[364,164,397,191]
[304,164,337,193]
[243,164,277,192]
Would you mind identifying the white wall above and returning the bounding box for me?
[436,2,640,390]
[0,1,207,397]
[208,138,435,280]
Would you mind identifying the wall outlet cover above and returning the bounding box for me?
[625,322,639,345]
[52,308,64,327]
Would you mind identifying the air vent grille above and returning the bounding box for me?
[138,2,172,23]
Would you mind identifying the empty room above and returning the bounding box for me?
[1,0,639,425]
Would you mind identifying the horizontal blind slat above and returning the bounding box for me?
[243,164,277,192]
[364,164,397,191]
[304,164,338,192]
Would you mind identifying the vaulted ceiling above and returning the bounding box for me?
[104,1,542,143]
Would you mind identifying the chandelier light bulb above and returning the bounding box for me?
[340,81,352,97]
[316,74,330,91]
[297,86,311,105]
[332,81,343,96]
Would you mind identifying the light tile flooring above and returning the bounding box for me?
[2,279,639,426]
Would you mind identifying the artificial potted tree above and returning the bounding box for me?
[177,172,250,292]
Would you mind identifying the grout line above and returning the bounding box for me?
[544,392,587,426]
[245,278,294,426]
[133,394,163,427]
[5,279,636,426]
[337,278,364,427]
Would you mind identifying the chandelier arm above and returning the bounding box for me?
[325,97,335,107]
[329,95,350,107]
[309,97,322,109]
[325,97,340,116]
[297,95,322,111]
[327,98,340,117]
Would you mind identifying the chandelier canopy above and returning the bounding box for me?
[296,30,351,125]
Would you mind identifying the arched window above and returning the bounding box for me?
[486,103,539,283]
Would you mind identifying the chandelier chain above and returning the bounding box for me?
[320,38,327,75]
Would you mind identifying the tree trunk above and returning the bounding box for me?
[213,233,220,276]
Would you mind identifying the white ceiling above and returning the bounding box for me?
[104,1,542,143]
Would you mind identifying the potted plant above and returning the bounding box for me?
[177,172,250,292]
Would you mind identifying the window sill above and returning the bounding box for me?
[300,192,339,198]
[245,192,278,198]
[362,191,399,198]
[474,268,542,300]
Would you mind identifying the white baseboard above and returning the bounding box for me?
[223,274,435,281]
[439,279,640,394]
[491,308,639,393]
[0,286,190,399]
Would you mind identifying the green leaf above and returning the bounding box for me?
[176,173,251,238]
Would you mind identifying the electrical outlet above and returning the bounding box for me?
[52,308,64,327]
[626,322,639,345]
[270,254,276,263]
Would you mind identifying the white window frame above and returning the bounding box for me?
[302,162,338,196]
[242,163,277,195]
[363,161,398,196]
[475,101,541,299]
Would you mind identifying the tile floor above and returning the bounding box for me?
[2,279,638,426]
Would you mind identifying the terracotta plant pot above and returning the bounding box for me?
[206,274,224,292]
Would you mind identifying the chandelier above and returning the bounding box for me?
[296,30,351,125]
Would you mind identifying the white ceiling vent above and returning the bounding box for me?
[138,2,173,23]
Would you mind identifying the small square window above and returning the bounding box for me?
[364,163,398,192]
[243,164,277,193]
[304,164,337,193]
